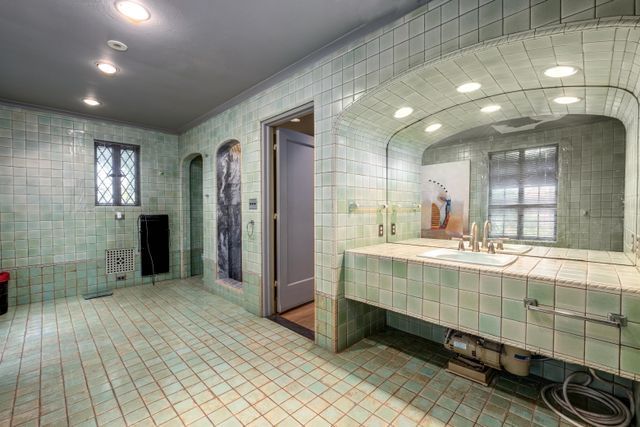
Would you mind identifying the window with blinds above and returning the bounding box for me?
[488,145,558,241]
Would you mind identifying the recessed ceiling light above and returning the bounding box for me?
[394,107,413,119]
[107,40,128,52]
[553,96,581,105]
[425,123,442,133]
[97,62,118,75]
[481,105,501,113]
[544,66,579,78]
[83,98,101,107]
[290,118,301,123]
[115,1,150,22]
[456,82,482,93]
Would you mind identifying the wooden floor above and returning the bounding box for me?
[280,302,314,331]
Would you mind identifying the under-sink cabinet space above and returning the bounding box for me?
[344,244,640,380]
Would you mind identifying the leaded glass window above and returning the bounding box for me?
[95,140,140,206]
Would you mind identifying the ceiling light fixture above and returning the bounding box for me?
[553,96,581,105]
[425,123,442,133]
[456,82,481,93]
[290,118,301,123]
[97,62,118,75]
[115,1,150,22]
[83,98,101,107]
[481,104,501,113]
[394,107,413,119]
[107,40,128,52]
[544,66,579,78]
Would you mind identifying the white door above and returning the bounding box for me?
[276,128,314,312]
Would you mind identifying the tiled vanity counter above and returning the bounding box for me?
[345,244,640,380]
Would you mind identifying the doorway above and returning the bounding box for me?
[189,155,203,276]
[263,104,315,339]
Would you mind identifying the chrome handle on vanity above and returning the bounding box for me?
[523,298,627,327]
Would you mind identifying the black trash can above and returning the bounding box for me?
[0,272,9,315]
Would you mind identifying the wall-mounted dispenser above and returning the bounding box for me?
[138,215,170,279]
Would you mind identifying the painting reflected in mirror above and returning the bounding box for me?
[421,160,470,239]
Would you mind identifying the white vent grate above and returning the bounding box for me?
[106,249,136,274]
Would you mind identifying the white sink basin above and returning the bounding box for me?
[499,244,532,255]
[417,248,518,267]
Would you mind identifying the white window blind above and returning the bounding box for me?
[488,145,558,241]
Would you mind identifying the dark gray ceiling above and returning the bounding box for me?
[0,0,425,133]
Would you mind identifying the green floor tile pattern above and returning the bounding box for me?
[0,278,571,426]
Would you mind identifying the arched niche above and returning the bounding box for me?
[216,139,242,282]
[189,155,204,275]
[180,152,205,278]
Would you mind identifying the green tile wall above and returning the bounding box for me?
[0,104,180,305]
[179,3,640,350]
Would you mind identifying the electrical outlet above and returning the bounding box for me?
[391,223,396,235]
[378,224,384,237]
[116,274,126,281]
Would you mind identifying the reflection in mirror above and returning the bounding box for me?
[388,114,633,266]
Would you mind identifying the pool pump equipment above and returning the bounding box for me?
[444,329,531,385]
[444,329,636,426]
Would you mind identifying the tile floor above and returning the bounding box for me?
[0,278,569,426]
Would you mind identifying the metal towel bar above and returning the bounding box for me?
[348,201,388,213]
[523,298,627,328]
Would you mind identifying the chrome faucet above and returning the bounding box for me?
[470,222,480,252]
[482,220,491,250]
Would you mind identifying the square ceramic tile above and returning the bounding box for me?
[459,308,479,330]
[554,331,585,361]
[526,324,553,352]
[440,268,459,288]
[585,338,619,371]
[502,277,526,300]
[501,318,525,344]
[527,280,554,306]
[620,346,640,376]
[459,271,479,292]
[479,274,501,296]
[555,286,585,313]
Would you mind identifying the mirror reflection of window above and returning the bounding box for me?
[488,145,558,241]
